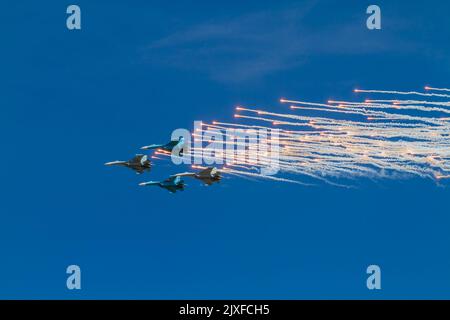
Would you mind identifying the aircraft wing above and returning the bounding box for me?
[139,181,160,186]
[170,172,196,178]
[133,167,145,174]
[164,186,179,193]
[164,176,178,183]
[200,178,214,186]
[104,161,127,166]
[140,144,164,150]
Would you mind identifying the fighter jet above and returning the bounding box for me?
[104,154,151,174]
[172,167,221,186]
[139,175,186,193]
[140,137,185,155]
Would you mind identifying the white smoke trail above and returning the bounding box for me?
[174,87,450,186]
[355,89,450,99]
[425,86,450,93]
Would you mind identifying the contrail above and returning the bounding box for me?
[326,100,450,114]
[280,99,334,108]
[354,89,450,99]
[425,86,450,92]
[221,167,313,186]
[156,86,450,186]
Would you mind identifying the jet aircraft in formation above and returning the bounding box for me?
[140,136,185,155]
[105,137,221,193]
[170,167,221,186]
[104,154,151,174]
[139,176,185,193]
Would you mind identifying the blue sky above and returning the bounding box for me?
[1,0,450,299]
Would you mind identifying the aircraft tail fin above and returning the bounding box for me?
[199,167,218,177]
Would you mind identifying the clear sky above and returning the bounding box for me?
[1,0,450,299]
